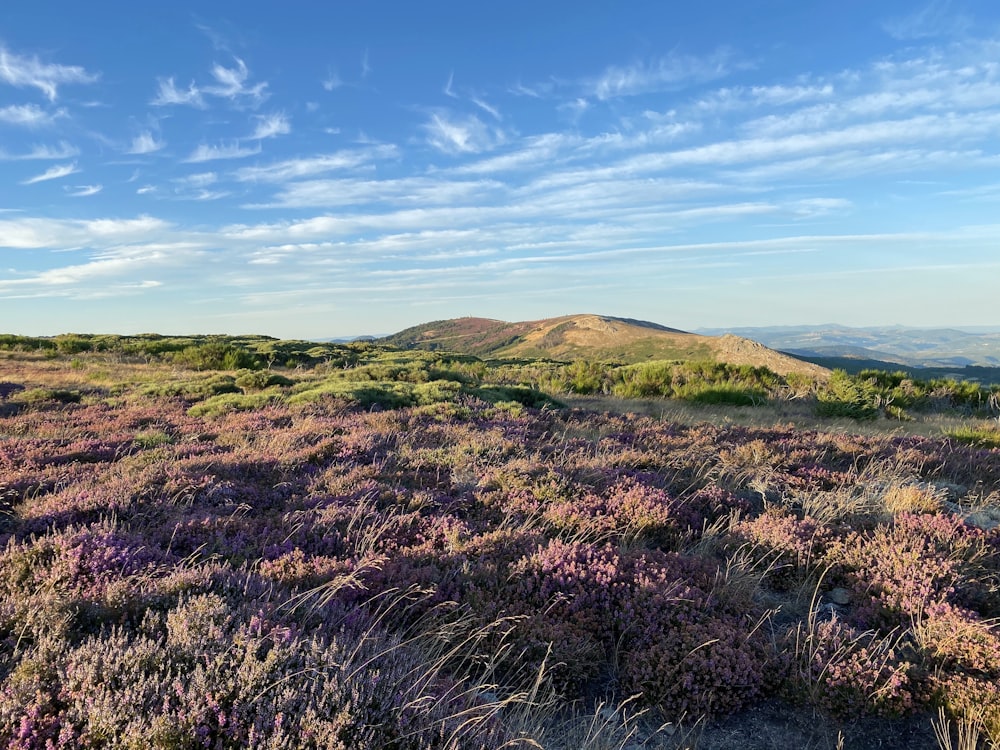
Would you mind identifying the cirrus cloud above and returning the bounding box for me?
[0,46,98,101]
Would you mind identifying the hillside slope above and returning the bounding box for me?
[382,314,829,378]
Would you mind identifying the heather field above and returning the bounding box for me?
[1,347,1000,749]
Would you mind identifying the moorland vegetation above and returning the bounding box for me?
[0,333,999,748]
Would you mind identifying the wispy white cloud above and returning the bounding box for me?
[137,185,157,195]
[791,197,853,217]
[174,172,218,188]
[152,57,267,108]
[65,184,102,197]
[0,215,172,249]
[883,0,970,40]
[694,83,835,114]
[471,96,501,120]
[21,162,79,184]
[508,80,553,98]
[233,145,398,182]
[250,112,290,139]
[252,175,504,209]
[184,141,261,163]
[423,111,501,154]
[189,190,230,201]
[151,77,205,107]
[590,48,738,100]
[559,97,590,120]
[450,133,578,175]
[168,172,228,201]
[0,103,65,127]
[0,141,79,161]
[0,46,98,101]
[614,112,1000,174]
[205,57,267,103]
[361,48,371,79]
[127,131,165,154]
[322,68,343,91]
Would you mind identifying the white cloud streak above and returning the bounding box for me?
[250,112,290,139]
[21,162,79,184]
[883,1,970,40]
[0,141,80,161]
[0,215,172,249]
[423,111,501,154]
[233,145,398,182]
[590,48,738,100]
[184,141,261,163]
[152,57,267,108]
[66,184,102,197]
[128,131,165,154]
[205,57,267,103]
[0,46,97,101]
[0,104,65,127]
[151,77,205,107]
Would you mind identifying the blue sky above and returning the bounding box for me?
[2,1,999,338]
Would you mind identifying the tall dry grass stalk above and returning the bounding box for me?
[932,706,991,750]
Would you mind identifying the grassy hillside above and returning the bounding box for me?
[382,314,830,379]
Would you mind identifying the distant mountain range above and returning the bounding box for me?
[379,314,829,378]
[695,325,1000,368]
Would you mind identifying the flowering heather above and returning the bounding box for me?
[827,512,994,627]
[731,509,833,590]
[791,617,924,717]
[0,354,998,745]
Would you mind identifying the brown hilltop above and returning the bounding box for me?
[381,314,830,378]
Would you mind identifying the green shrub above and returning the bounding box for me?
[413,380,463,405]
[133,430,174,449]
[15,388,82,405]
[234,370,294,391]
[173,342,259,371]
[287,380,417,409]
[187,392,282,418]
[816,370,880,420]
[944,425,1000,449]
[685,386,765,406]
[142,375,239,401]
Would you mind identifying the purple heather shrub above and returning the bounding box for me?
[0,526,164,602]
[682,484,750,530]
[539,478,679,545]
[0,592,512,749]
[731,509,834,589]
[3,359,999,741]
[915,605,1000,677]
[503,540,628,689]
[791,617,924,717]
[827,512,993,627]
[621,616,773,718]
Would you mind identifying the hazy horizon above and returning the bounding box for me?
[2,1,1000,338]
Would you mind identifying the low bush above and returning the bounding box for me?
[187,392,282,417]
[14,388,82,405]
[234,370,295,391]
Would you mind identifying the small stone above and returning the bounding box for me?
[964,511,1000,531]
[932,481,968,499]
[828,587,851,605]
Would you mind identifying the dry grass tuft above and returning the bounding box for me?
[883,483,945,515]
